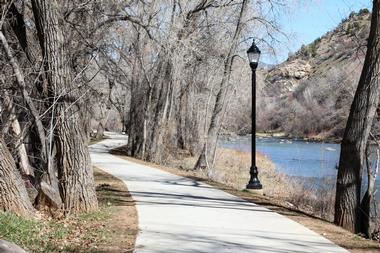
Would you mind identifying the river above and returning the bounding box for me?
[219,136,380,189]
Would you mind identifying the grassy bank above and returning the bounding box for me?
[170,148,333,218]
[164,148,301,202]
[0,168,137,253]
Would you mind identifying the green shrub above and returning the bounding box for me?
[358,8,370,15]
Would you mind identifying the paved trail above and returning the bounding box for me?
[90,133,348,253]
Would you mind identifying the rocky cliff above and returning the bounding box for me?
[258,9,373,140]
[264,9,370,97]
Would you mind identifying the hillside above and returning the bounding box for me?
[257,9,372,140]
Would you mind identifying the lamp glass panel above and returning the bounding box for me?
[248,52,260,63]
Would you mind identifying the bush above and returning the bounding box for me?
[258,66,360,139]
[359,8,370,15]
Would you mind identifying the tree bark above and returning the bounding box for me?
[145,59,173,163]
[194,0,249,170]
[0,137,34,216]
[127,51,173,163]
[334,0,380,234]
[176,67,201,155]
[7,3,32,62]
[127,62,146,158]
[359,147,378,237]
[32,0,98,213]
[0,90,33,177]
[95,122,105,139]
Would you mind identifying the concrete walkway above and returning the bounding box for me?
[90,133,348,253]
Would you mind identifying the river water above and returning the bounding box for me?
[219,136,380,189]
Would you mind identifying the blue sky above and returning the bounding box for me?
[262,0,371,64]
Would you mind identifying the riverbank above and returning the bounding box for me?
[257,131,342,143]
[190,149,289,197]
[223,129,342,143]
[167,147,337,220]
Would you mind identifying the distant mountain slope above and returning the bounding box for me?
[257,9,373,140]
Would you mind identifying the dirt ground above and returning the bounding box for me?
[94,167,138,253]
[110,153,380,253]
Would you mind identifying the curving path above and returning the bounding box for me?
[90,133,348,253]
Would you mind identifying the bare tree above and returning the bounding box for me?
[31,0,98,213]
[0,0,288,218]
[334,0,380,234]
[194,0,249,170]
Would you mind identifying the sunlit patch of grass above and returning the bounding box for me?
[0,212,73,252]
[0,167,137,252]
[0,212,44,249]
[0,199,116,252]
[77,207,114,222]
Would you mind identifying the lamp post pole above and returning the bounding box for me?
[246,40,262,190]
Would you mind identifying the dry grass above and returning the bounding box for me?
[167,148,300,199]
[205,148,335,220]
[212,149,289,197]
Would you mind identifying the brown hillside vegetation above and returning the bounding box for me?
[257,9,380,140]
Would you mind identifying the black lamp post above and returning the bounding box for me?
[246,39,262,190]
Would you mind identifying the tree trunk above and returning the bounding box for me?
[127,57,173,163]
[334,0,380,234]
[32,0,98,213]
[126,1,217,163]
[10,117,34,177]
[145,60,173,163]
[0,90,33,177]
[95,122,105,139]
[176,70,201,155]
[127,65,146,158]
[55,117,98,213]
[194,0,249,170]
[360,146,379,237]
[0,137,34,216]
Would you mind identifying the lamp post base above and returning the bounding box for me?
[246,182,263,190]
[246,166,262,190]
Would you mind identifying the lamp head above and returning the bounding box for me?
[247,39,261,69]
